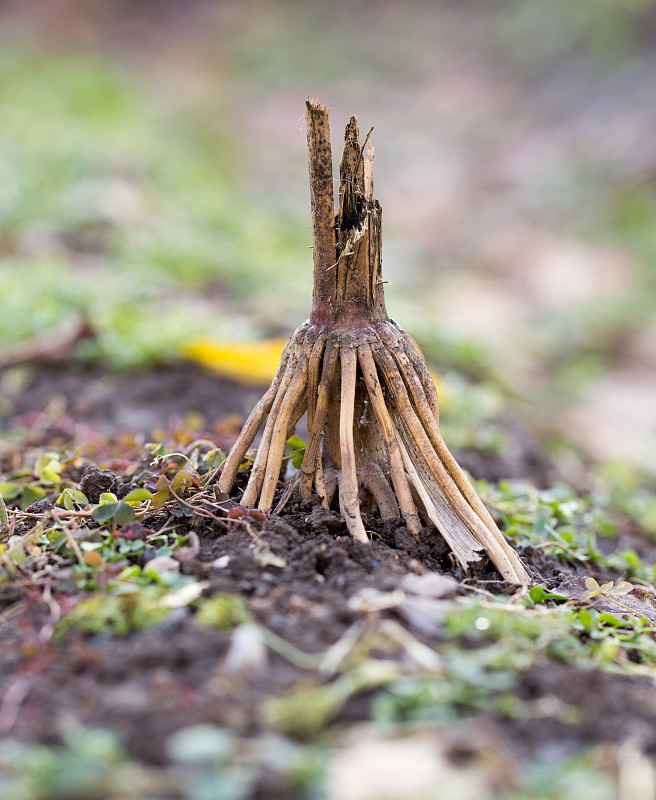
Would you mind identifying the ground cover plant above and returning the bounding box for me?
[0,45,310,371]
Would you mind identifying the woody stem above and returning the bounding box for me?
[306,101,336,329]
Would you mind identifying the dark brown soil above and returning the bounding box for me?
[1,363,263,436]
[2,363,656,790]
[4,505,655,767]
[2,362,566,489]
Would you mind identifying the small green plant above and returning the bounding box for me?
[194,594,250,629]
[284,436,307,470]
[56,488,90,510]
[0,493,9,534]
[263,661,400,738]
[57,590,171,637]
[90,488,153,529]
[527,585,569,605]
[580,577,633,600]
[33,452,63,487]
[484,479,656,584]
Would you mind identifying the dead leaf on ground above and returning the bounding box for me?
[556,575,656,624]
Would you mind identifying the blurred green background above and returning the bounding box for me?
[2,0,656,472]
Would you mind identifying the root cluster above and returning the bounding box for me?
[218,102,529,585]
[219,317,528,583]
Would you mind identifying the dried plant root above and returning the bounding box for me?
[358,344,422,535]
[337,347,368,542]
[218,336,294,492]
[217,101,529,585]
[299,338,338,500]
[237,330,308,507]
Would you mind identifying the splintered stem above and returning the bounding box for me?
[306,101,336,328]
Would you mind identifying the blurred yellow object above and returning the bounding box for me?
[184,337,445,400]
[428,367,445,404]
[183,338,288,386]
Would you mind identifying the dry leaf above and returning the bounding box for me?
[556,576,656,623]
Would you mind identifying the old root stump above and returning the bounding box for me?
[219,101,528,585]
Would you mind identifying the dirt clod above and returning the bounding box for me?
[80,464,118,502]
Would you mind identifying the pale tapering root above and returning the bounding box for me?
[287,394,309,437]
[389,320,424,362]
[240,331,307,506]
[314,446,329,507]
[393,430,482,569]
[379,324,439,422]
[395,410,499,573]
[338,347,368,542]
[306,331,327,432]
[358,344,422,536]
[218,336,294,493]
[219,321,525,580]
[385,338,529,580]
[273,472,300,515]
[323,468,339,509]
[300,339,338,499]
[386,337,438,425]
[371,339,527,583]
[400,337,440,424]
[386,322,440,423]
[371,340,477,520]
[436,436,528,578]
[259,350,310,510]
[392,329,518,563]
[371,344,457,494]
[360,463,399,520]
